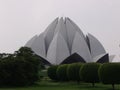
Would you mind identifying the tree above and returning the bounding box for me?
[0,47,41,86]
[67,63,83,83]
[99,63,120,90]
[56,64,68,81]
[47,65,58,81]
[80,63,101,87]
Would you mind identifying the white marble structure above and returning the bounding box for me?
[25,17,109,65]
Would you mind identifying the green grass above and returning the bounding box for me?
[0,80,119,90]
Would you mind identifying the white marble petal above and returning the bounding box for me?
[43,18,58,51]
[54,17,68,43]
[30,33,46,58]
[93,53,107,62]
[47,33,70,65]
[71,32,92,62]
[25,35,38,47]
[67,17,85,39]
[65,18,77,53]
[109,55,115,62]
[87,33,106,58]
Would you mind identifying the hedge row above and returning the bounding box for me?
[47,63,120,90]
[99,63,120,90]
[57,64,68,81]
[47,65,58,81]
[67,63,83,83]
[80,63,101,87]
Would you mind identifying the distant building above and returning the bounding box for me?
[25,17,109,65]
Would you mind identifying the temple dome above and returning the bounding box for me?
[25,17,109,65]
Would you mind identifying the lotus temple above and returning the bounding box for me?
[25,17,110,65]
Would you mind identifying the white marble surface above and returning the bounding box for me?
[25,17,107,64]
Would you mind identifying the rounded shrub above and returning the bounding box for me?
[47,65,58,81]
[80,63,101,87]
[67,63,83,82]
[99,63,120,90]
[56,64,68,81]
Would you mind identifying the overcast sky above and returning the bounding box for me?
[0,0,120,61]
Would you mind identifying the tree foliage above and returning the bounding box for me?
[99,63,120,90]
[0,47,40,86]
[47,65,58,81]
[67,63,83,82]
[56,64,68,81]
[80,63,101,87]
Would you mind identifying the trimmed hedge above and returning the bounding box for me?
[99,63,120,90]
[47,65,58,81]
[67,63,83,82]
[80,63,101,87]
[56,64,68,81]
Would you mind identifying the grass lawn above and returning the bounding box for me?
[0,80,119,90]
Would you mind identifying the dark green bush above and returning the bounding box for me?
[47,65,58,81]
[0,47,40,86]
[56,64,68,81]
[99,63,120,90]
[67,63,83,82]
[80,63,101,87]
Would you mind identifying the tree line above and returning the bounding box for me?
[0,47,41,86]
[47,63,120,90]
